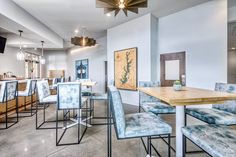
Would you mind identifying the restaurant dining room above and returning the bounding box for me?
[0,0,235,157]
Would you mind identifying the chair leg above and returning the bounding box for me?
[5,101,8,129]
[168,134,171,157]
[147,137,152,156]
[183,135,186,157]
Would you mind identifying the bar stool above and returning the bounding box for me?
[0,81,18,129]
[18,79,37,117]
[36,80,57,129]
[56,82,89,146]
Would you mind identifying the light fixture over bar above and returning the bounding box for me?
[96,0,148,16]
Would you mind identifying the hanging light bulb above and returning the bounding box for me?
[16,30,25,61]
[40,41,45,64]
[118,0,125,9]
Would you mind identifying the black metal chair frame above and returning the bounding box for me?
[0,81,18,130]
[90,96,109,125]
[138,91,176,153]
[107,91,171,157]
[56,83,88,146]
[18,80,37,118]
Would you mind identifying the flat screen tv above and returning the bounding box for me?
[0,36,7,53]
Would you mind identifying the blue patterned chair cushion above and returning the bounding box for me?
[142,102,176,114]
[57,83,86,109]
[139,81,175,114]
[18,80,37,97]
[37,81,51,103]
[186,108,236,125]
[213,83,236,114]
[124,112,172,138]
[182,125,236,157]
[108,86,172,139]
[0,81,17,103]
[139,81,160,104]
[108,86,126,138]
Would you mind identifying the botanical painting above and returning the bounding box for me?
[114,47,137,90]
[75,59,89,79]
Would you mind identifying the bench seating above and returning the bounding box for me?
[182,125,236,157]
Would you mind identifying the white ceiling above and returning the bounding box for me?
[12,0,210,43]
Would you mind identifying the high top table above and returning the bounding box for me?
[138,87,236,157]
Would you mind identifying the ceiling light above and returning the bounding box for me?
[106,13,111,17]
[74,29,79,34]
[232,47,236,50]
[71,28,96,47]
[96,0,147,17]
[40,41,45,64]
[34,48,37,50]
[23,45,28,48]
[16,30,25,61]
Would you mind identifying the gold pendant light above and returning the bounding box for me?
[96,0,148,16]
[71,28,96,47]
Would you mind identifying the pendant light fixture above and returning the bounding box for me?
[96,0,148,17]
[16,30,25,61]
[40,41,45,64]
[71,27,96,47]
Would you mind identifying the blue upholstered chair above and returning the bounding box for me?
[186,83,236,125]
[182,124,236,157]
[36,80,57,129]
[18,79,37,117]
[108,86,172,156]
[56,83,88,146]
[0,81,18,129]
[139,81,176,114]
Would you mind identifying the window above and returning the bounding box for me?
[24,53,40,78]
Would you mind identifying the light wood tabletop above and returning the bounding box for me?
[81,81,97,87]
[138,87,236,106]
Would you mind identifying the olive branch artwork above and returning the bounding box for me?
[120,51,133,84]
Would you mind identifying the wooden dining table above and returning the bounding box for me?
[138,86,236,157]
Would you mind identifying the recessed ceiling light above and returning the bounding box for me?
[34,48,37,50]
[23,45,28,48]
[232,47,236,50]
[74,29,79,34]
[106,13,111,17]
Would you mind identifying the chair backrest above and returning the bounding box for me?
[0,81,18,103]
[57,83,82,109]
[213,82,236,114]
[139,81,160,105]
[25,79,37,96]
[108,86,126,138]
[52,78,56,85]
[37,80,50,102]
[61,77,65,83]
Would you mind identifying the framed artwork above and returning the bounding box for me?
[75,59,89,79]
[114,47,137,91]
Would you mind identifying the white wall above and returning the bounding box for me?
[44,50,67,78]
[67,37,107,93]
[0,46,25,77]
[107,14,157,105]
[158,0,227,90]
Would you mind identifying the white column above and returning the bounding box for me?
[175,106,185,157]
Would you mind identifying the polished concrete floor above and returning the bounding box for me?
[0,101,209,157]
